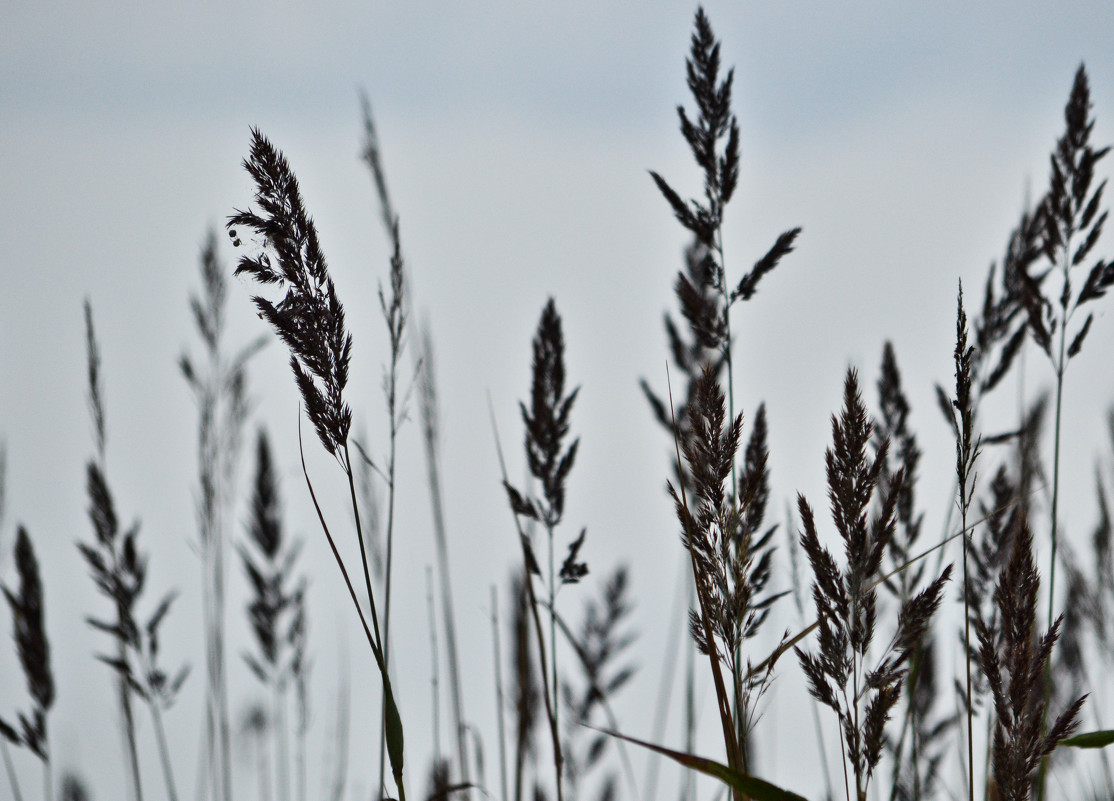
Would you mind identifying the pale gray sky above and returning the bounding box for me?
[4,3,1114,800]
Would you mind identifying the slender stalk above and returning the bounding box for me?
[342,448,384,652]
[376,395,400,801]
[374,223,406,801]
[837,712,851,801]
[301,432,403,801]
[489,400,564,801]
[491,585,509,801]
[151,704,180,801]
[546,520,559,780]
[667,371,741,788]
[643,558,686,801]
[296,670,308,801]
[42,754,51,801]
[962,515,974,801]
[419,333,470,800]
[275,682,289,801]
[427,567,442,760]
[1,740,23,801]
[683,588,696,801]
[117,625,143,801]
[257,713,272,801]
[1047,322,1066,630]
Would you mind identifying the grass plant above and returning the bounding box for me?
[6,7,1114,801]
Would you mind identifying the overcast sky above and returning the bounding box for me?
[4,3,1114,800]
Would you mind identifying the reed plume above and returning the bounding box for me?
[229,127,407,801]
[795,369,951,801]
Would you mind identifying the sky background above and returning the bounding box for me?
[5,2,1114,800]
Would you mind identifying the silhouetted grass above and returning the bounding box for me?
[6,8,1114,801]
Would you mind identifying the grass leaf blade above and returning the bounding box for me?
[587,726,811,801]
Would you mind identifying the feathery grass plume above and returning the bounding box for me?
[975,523,1085,801]
[957,399,1045,657]
[667,366,784,780]
[888,634,954,801]
[229,130,353,460]
[638,240,719,801]
[873,343,954,801]
[930,201,1046,580]
[648,7,800,431]
[644,10,799,778]
[239,428,308,801]
[948,283,981,801]
[1013,65,1114,631]
[83,300,192,801]
[1,528,54,791]
[972,202,1047,399]
[782,503,836,801]
[229,127,409,800]
[642,239,726,497]
[181,228,260,801]
[964,468,1021,692]
[503,298,584,801]
[559,566,637,801]
[875,343,926,603]
[795,369,952,801]
[81,317,190,801]
[360,90,397,240]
